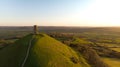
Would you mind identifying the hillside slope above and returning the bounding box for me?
[69,38,110,67]
[0,34,90,67]
[0,34,33,67]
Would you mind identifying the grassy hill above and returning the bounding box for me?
[0,34,33,67]
[102,57,120,67]
[69,38,110,67]
[0,34,90,67]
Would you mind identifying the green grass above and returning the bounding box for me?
[25,34,90,67]
[0,34,90,67]
[111,48,120,52]
[71,38,92,45]
[102,57,120,67]
[0,34,33,67]
[98,43,120,47]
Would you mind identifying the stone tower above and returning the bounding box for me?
[34,25,38,34]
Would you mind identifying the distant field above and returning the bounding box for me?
[102,57,120,67]
[111,48,120,52]
[1,26,120,67]
[1,26,120,39]
[1,26,120,49]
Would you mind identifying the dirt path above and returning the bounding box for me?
[21,36,34,67]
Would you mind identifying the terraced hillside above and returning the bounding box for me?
[0,34,90,67]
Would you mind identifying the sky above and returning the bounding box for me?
[0,0,120,26]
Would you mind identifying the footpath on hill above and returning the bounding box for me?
[0,34,91,67]
[21,35,35,67]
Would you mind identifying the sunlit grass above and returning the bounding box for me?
[102,57,120,67]
[111,48,120,52]
[0,34,91,67]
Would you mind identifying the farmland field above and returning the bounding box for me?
[1,26,120,67]
[102,57,120,67]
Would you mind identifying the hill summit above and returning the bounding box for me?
[0,34,90,67]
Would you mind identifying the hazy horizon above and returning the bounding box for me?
[0,0,120,27]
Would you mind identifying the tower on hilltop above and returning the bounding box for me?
[34,25,38,34]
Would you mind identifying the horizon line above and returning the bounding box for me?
[1,25,120,28]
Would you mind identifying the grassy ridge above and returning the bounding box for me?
[69,38,109,67]
[0,34,90,67]
[25,34,90,67]
[0,34,33,67]
[102,57,120,67]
